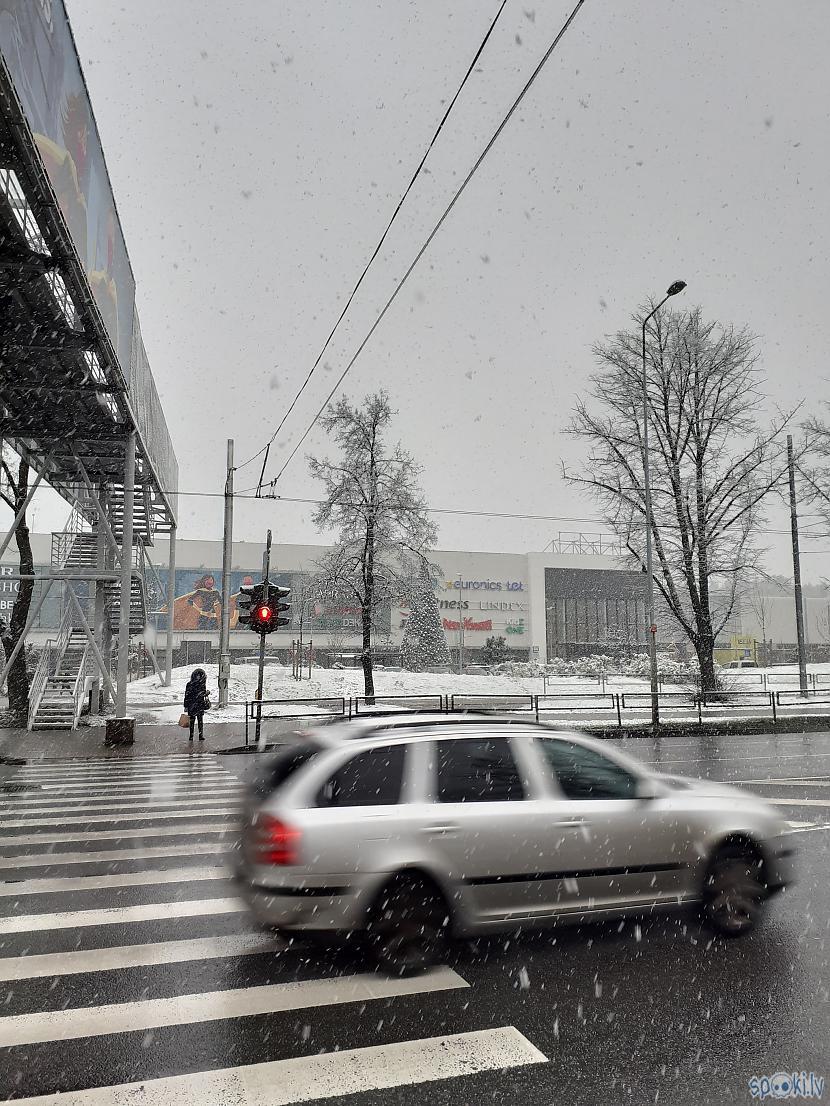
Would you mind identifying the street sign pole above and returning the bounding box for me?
[255,529,271,746]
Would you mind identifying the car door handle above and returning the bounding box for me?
[419,824,459,835]
[556,819,589,827]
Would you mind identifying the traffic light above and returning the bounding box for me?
[239,582,291,634]
[236,582,258,629]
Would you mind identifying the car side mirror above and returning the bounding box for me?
[636,777,664,802]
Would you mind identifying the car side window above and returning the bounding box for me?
[436,738,525,802]
[317,745,405,808]
[539,738,638,800]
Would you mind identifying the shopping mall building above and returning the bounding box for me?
[2,533,658,666]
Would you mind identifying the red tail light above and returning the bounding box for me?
[250,814,301,865]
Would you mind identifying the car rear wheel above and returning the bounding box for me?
[367,875,449,976]
[702,846,765,937]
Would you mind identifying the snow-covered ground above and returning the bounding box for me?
[123,663,618,723]
[117,661,830,725]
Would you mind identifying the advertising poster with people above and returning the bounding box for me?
[149,570,391,635]
[0,0,136,374]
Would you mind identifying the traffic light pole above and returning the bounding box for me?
[218,439,234,709]
[254,529,271,746]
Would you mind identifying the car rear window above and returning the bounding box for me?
[317,744,406,808]
[251,742,319,799]
[436,738,525,802]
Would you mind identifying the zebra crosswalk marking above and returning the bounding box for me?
[0,809,240,830]
[0,865,229,896]
[0,822,235,846]
[0,895,243,934]
[9,1027,546,1105]
[0,841,233,868]
[0,967,469,1047]
[0,933,279,981]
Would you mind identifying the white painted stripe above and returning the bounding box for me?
[0,809,239,830]
[0,866,229,897]
[0,896,243,935]
[13,764,224,776]
[769,797,830,808]
[0,966,468,1048]
[0,842,232,868]
[0,797,242,817]
[19,756,227,765]
[786,823,830,834]
[1,789,240,808]
[0,822,236,846]
[732,777,830,785]
[0,932,279,982]
[13,1026,544,1104]
[20,754,219,764]
[23,781,239,795]
[15,764,231,776]
[14,772,230,785]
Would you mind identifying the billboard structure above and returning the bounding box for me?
[0,0,135,377]
[147,569,392,637]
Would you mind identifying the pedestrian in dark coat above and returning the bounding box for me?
[183,668,210,741]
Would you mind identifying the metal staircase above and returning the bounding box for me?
[27,501,150,730]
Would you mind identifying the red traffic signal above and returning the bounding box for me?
[258,606,272,621]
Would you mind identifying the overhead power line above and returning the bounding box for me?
[153,488,830,539]
[234,0,509,487]
[261,0,590,494]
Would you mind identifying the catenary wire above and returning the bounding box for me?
[233,0,509,485]
[154,487,830,538]
[260,0,589,493]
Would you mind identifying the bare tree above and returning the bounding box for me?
[308,392,435,698]
[744,578,786,667]
[567,305,797,692]
[0,448,34,720]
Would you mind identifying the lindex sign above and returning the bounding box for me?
[237,583,291,634]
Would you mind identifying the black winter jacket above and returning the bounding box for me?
[184,679,209,716]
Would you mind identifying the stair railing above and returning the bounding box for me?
[72,643,94,727]
[27,641,54,730]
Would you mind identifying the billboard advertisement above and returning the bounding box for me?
[0,0,136,376]
[149,569,391,636]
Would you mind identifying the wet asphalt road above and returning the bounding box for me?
[0,730,827,1105]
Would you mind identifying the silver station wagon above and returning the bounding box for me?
[236,716,794,974]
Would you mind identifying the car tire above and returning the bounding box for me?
[702,845,766,937]
[367,875,450,976]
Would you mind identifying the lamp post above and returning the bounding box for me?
[641,279,686,730]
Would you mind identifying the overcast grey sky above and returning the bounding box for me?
[19,0,830,578]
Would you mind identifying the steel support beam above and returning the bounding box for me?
[66,584,117,703]
[0,464,45,561]
[115,432,136,716]
[164,524,176,687]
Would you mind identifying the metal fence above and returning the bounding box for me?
[241,688,830,744]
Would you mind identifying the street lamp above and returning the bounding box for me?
[641,279,687,730]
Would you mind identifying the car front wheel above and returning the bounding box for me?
[702,845,766,937]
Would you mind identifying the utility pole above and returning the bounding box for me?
[218,439,233,708]
[254,529,271,745]
[787,435,808,695]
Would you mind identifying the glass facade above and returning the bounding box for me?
[545,567,649,659]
